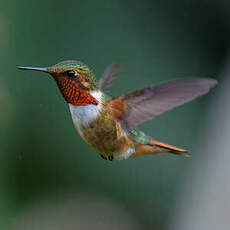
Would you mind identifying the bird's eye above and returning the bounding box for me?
[63,70,76,78]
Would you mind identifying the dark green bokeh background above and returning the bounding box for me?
[0,0,225,229]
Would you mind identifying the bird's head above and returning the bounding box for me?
[18,60,99,106]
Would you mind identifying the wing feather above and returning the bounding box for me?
[117,78,217,131]
[99,63,120,92]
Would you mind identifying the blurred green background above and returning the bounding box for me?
[0,0,225,229]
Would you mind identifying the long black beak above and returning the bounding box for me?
[17,66,48,72]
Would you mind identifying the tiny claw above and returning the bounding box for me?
[100,154,107,160]
[108,156,114,161]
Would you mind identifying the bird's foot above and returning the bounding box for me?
[100,154,114,161]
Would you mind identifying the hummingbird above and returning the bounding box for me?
[18,60,217,161]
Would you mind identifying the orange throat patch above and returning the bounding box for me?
[55,77,98,106]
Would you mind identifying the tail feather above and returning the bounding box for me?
[149,140,189,157]
[132,139,189,158]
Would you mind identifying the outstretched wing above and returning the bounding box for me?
[99,63,120,92]
[115,78,217,131]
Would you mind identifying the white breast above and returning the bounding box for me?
[69,91,103,127]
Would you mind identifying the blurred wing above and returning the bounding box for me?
[99,63,120,92]
[117,78,217,131]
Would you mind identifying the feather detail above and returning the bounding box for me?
[99,63,120,92]
[116,78,217,131]
[149,139,188,156]
[108,98,127,121]
[69,91,103,127]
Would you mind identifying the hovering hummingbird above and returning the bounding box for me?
[18,61,217,161]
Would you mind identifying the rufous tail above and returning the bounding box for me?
[132,139,189,158]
